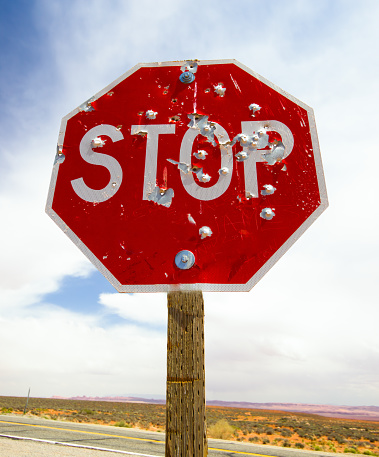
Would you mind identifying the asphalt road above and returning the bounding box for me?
[0,415,345,457]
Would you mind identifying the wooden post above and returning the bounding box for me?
[166,291,207,457]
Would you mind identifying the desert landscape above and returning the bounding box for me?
[1,396,379,455]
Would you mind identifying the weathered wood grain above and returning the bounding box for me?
[166,291,207,457]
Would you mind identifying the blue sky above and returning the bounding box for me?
[1,0,379,406]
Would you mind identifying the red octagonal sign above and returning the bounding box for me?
[46,59,328,292]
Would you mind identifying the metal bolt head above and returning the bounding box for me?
[175,250,195,270]
[179,71,195,84]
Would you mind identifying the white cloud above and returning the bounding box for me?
[99,293,167,327]
[0,304,166,398]
[0,0,378,405]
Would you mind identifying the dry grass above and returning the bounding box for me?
[208,419,234,440]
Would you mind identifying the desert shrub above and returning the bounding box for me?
[1,407,13,413]
[115,420,131,428]
[262,438,270,444]
[337,436,347,444]
[249,437,259,442]
[355,440,368,447]
[282,440,291,447]
[208,420,234,440]
[280,428,292,437]
[265,427,274,435]
[344,447,358,454]
[297,429,311,438]
[295,442,305,448]
[138,419,151,429]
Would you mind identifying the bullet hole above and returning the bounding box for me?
[214,84,226,97]
[92,137,106,148]
[168,159,210,182]
[169,115,180,122]
[187,114,217,146]
[219,167,230,175]
[199,226,212,239]
[167,159,192,174]
[54,146,65,165]
[146,110,158,119]
[194,169,211,183]
[79,97,95,112]
[249,103,261,116]
[261,184,276,195]
[194,150,208,160]
[260,208,275,220]
[148,187,174,208]
[180,61,198,74]
[235,151,248,162]
[262,142,285,165]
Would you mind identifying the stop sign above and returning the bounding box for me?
[46,59,328,292]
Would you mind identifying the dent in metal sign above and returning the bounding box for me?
[46,59,328,293]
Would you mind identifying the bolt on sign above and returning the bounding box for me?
[46,59,328,292]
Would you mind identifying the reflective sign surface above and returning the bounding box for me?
[46,60,328,292]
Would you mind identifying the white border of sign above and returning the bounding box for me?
[46,59,328,293]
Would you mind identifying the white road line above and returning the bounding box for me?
[0,434,159,457]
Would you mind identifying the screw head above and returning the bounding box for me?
[179,71,195,84]
[175,250,195,270]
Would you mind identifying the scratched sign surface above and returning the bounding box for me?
[46,59,328,292]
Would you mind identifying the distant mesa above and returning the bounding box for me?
[50,396,379,421]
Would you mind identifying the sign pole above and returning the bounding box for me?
[23,387,30,414]
[166,291,208,457]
